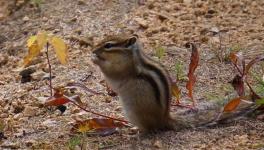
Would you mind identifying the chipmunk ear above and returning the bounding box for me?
[126,35,138,47]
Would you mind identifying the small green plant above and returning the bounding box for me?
[252,72,264,97]
[223,44,243,62]
[174,61,186,81]
[155,46,165,59]
[67,135,83,150]
[30,0,43,7]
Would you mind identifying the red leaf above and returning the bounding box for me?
[185,43,199,103]
[44,88,83,106]
[45,95,70,106]
[229,75,245,96]
[223,97,242,112]
[229,52,245,74]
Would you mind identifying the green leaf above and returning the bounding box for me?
[256,98,264,105]
[155,46,165,59]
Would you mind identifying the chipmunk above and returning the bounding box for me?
[91,34,174,131]
[91,34,254,132]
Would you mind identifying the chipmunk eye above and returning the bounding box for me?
[104,43,113,49]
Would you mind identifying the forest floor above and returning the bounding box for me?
[0,0,264,149]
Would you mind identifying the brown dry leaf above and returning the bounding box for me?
[223,97,243,112]
[186,43,199,103]
[72,118,125,136]
[50,36,68,64]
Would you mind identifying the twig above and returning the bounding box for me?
[66,82,104,95]
[171,103,196,110]
[45,42,53,96]
[65,95,129,124]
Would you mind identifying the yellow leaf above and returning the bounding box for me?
[24,35,41,66]
[171,82,181,103]
[50,36,68,64]
[27,35,37,48]
[36,31,48,49]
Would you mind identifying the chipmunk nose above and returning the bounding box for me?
[92,47,102,56]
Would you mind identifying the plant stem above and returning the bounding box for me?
[65,96,129,124]
[45,42,53,96]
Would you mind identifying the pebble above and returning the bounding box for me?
[23,106,38,117]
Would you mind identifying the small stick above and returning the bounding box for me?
[65,95,129,124]
[45,42,53,96]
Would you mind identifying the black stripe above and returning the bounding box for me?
[137,74,161,106]
[144,63,170,106]
[135,49,170,107]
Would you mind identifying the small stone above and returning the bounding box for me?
[77,0,86,5]
[210,27,220,33]
[1,141,19,149]
[134,17,148,29]
[128,126,139,135]
[183,0,192,4]
[25,139,36,147]
[42,119,58,127]
[31,70,46,81]
[207,9,217,14]
[23,106,38,117]
[19,67,36,83]
[13,113,22,120]
[115,106,122,111]
[22,16,29,21]
[104,97,111,103]
[0,53,8,67]
[153,140,162,148]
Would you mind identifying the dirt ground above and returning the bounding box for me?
[0,0,264,149]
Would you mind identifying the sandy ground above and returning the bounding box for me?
[0,0,264,149]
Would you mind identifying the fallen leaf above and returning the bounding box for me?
[50,36,68,64]
[44,89,70,106]
[223,97,243,112]
[185,43,199,104]
[44,88,83,110]
[45,96,70,106]
[72,118,125,136]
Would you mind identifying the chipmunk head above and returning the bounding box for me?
[91,34,139,78]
